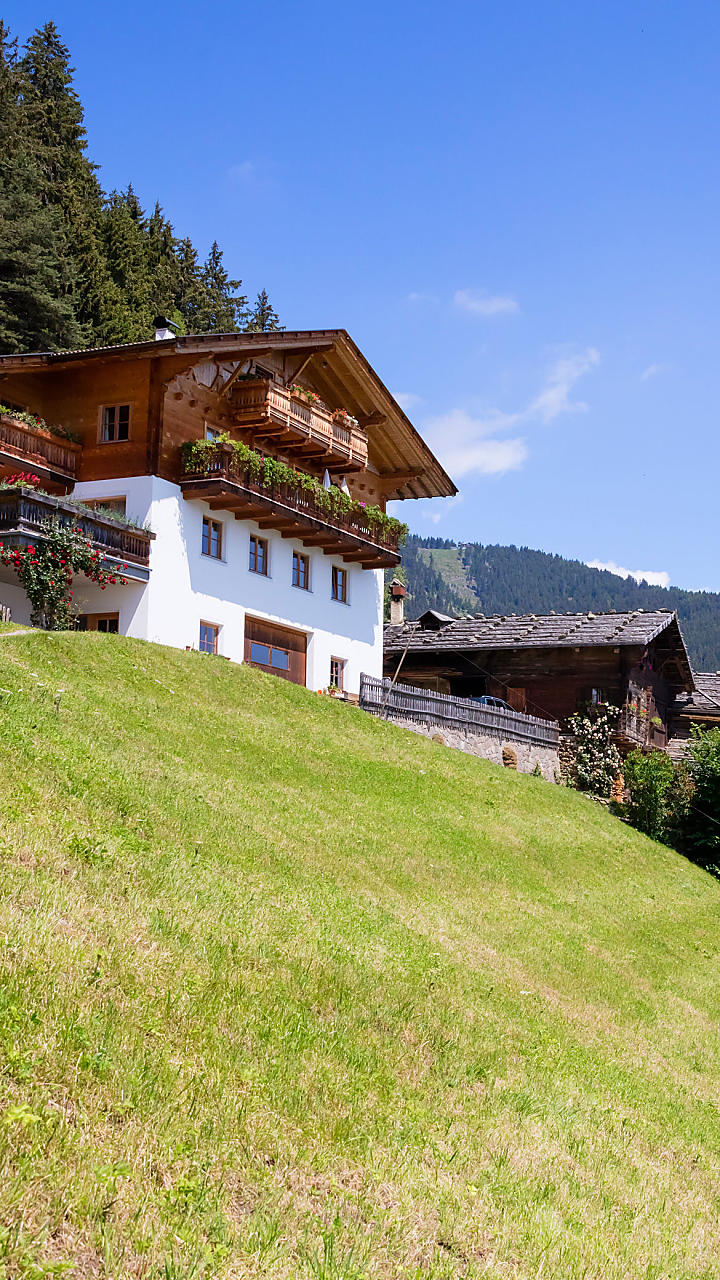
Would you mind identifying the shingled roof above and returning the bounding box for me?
[385,608,685,654]
[674,673,720,719]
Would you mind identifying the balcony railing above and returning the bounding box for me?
[230,379,369,471]
[0,414,80,486]
[0,488,153,571]
[616,706,666,750]
[181,443,401,568]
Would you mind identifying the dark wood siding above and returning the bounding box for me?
[244,616,307,686]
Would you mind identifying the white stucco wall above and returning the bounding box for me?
[67,474,384,692]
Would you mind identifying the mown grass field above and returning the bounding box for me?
[1,632,720,1278]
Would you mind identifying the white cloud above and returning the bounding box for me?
[393,391,423,411]
[407,291,437,304]
[586,559,671,589]
[422,346,600,481]
[640,363,666,381]
[424,494,464,525]
[528,348,600,422]
[454,288,519,317]
[422,408,528,479]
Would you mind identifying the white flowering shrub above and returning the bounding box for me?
[568,705,621,797]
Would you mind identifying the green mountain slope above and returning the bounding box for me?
[401,536,720,669]
[2,633,720,1278]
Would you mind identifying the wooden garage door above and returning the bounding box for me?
[244,616,307,686]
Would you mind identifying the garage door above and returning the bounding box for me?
[244,616,307,686]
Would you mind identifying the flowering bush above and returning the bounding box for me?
[568,704,621,796]
[181,437,408,545]
[0,521,128,630]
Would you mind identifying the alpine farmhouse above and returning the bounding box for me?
[0,327,454,691]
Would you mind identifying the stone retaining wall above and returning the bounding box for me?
[389,715,560,782]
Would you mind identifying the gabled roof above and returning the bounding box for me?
[674,673,720,719]
[0,329,455,502]
[385,608,694,693]
[385,608,685,653]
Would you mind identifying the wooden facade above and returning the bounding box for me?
[670,674,720,752]
[384,609,694,754]
[0,330,455,569]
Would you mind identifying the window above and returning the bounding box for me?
[292,551,310,590]
[330,657,345,691]
[331,565,347,603]
[100,404,130,442]
[199,622,219,654]
[76,612,119,633]
[249,535,268,575]
[81,496,127,518]
[205,424,221,441]
[250,641,290,671]
[202,516,223,559]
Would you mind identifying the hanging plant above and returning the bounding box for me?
[0,521,128,631]
[181,439,408,546]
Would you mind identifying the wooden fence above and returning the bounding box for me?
[359,674,559,747]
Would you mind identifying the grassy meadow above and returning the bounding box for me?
[1,631,720,1278]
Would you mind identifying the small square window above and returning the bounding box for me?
[202,516,223,559]
[331,565,347,603]
[100,404,130,443]
[292,551,310,590]
[205,424,221,441]
[199,621,219,654]
[249,535,268,575]
[330,657,345,691]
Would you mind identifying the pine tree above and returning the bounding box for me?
[174,238,205,334]
[1,20,281,349]
[100,188,156,342]
[245,288,283,332]
[19,21,112,342]
[0,21,81,351]
[194,242,248,333]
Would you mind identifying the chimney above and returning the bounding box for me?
[154,315,178,342]
[389,577,406,625]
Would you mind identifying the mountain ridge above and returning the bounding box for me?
[399,535,720,669]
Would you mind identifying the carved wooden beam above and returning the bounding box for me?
[356,410,386,428]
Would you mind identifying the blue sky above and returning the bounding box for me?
[7,1,720,590]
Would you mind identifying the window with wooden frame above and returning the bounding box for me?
[81,496,127,518]
[99,404,131,443]
[292,551,310,590]
[249,534,268,575]
[202,516,223,559]
[76,612,119,633]
[249,640,290,672]
[331,565,348,603]
[204,424,221,441]
[199,621,219,654]
[330,657,345,691]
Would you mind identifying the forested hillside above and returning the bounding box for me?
[0,21,280,354]
[399,536,720,669]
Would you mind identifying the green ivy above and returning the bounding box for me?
[181,438,408,546]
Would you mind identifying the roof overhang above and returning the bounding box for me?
[0,330,456,502]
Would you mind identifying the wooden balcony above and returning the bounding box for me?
[0,488,154,580]
[0,413,80,491]
[230,380,369,472]
[615,706,667,752]
[181,444,401,569]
